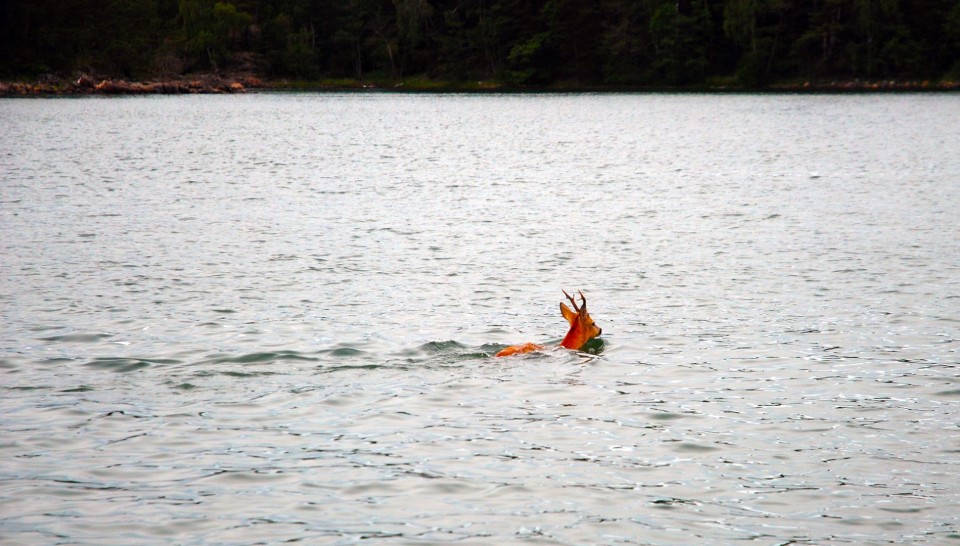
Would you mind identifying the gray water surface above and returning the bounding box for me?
[2,93,959,544]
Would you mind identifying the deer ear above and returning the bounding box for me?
[560,302,577,323]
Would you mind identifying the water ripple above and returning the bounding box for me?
[1,93,958,545]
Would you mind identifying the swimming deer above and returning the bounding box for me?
[495,289,602,357]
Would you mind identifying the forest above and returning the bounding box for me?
[2,0,960,88]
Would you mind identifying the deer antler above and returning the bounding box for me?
[497,288,601,356]
[563,289,580,312]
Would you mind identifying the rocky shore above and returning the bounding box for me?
[1,74,958,96]
[0,74,265,96]
[769,79,960,92]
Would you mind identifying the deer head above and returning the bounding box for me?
[559,289,602,350]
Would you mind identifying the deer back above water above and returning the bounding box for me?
[495,290,602,357]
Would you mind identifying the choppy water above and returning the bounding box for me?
[1,92,959,544]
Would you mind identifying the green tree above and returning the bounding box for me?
[179,0,216,67]
[434,0,500,80]
[850,0,919,77]
[599,0,657,85]
[490,0,547,83]
[649,0,711,84]
[541,0,604,83]
[98,0,163,76]
[506,31,551,83]
[944,0,960,78]
[723,0,793,85]
[213,1,253,50]
[177,0,251,69]
[391,0,434,77]
[284,25,319,77]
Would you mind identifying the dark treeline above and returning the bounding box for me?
[2,0,960,87]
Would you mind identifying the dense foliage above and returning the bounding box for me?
[3,0,959,86]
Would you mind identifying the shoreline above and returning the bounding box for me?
[2,74,959,96]
[0,74,267,96]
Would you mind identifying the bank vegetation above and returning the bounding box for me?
[2,0,959,92]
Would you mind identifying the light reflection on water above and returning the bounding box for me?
[1,93,959,544]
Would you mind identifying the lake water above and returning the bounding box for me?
[1,92,959,545]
